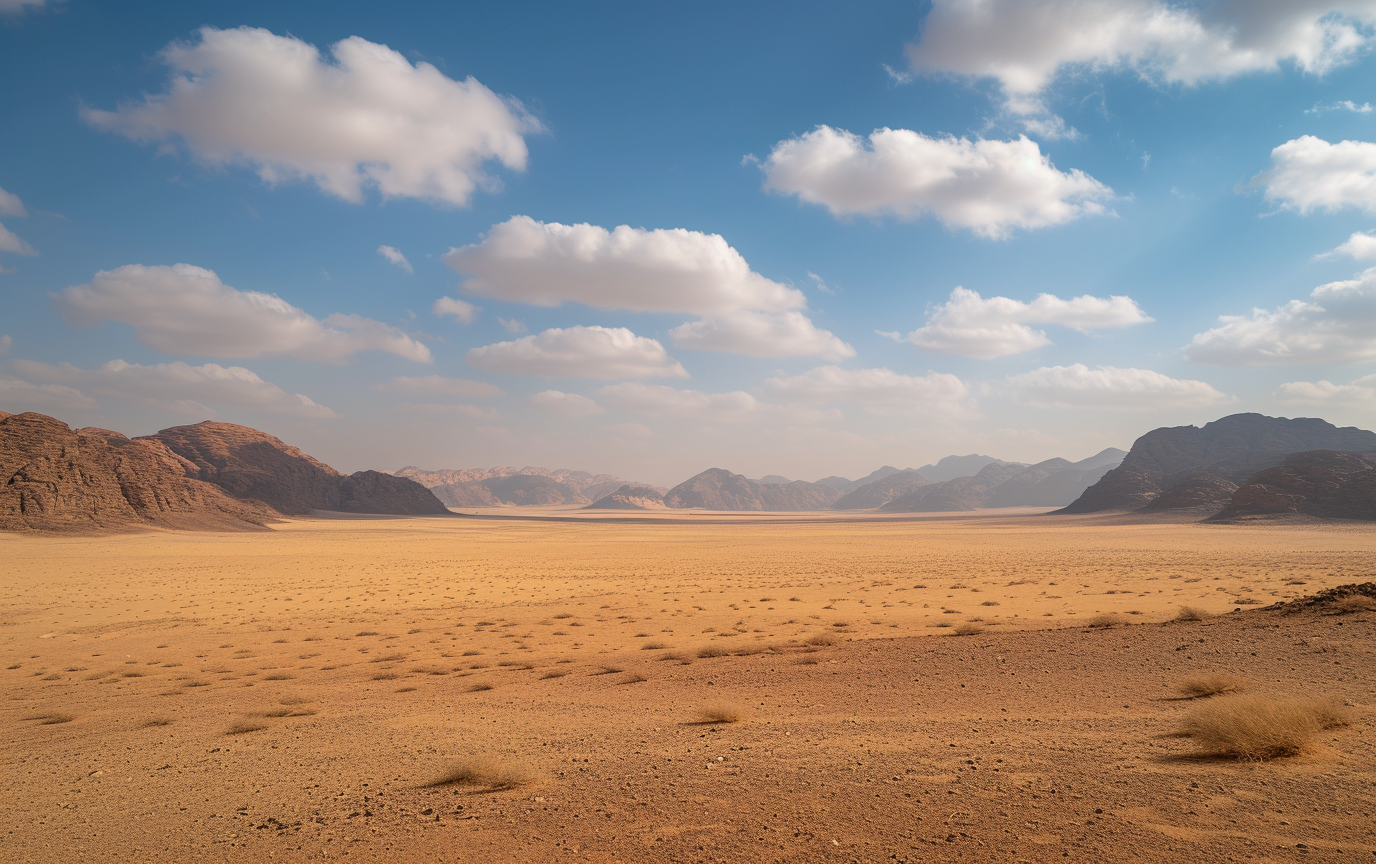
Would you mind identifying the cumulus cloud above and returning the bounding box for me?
[0,184,35,257]
[906,1,1376,116]
[1185,268,1376,364]
[377,245,412,272]
[670,311,854,360]
[1307,100,1374,113]
[59,264,431,363]
[598,382,760,422]
[1251,136,1376,214]
[10,358,336,418]
[761,126,1111,238]
[380,375,502,398]
[1276,373,1376,404]
[467,325,688,379]
[0,185,26,217]
[444,216,847,357]
[762,365,970,416]
[528,390,604,417]
[1003,364,1229,409]
[83,26,538,206]
[433,296,478,324]
[896,287,1152,358]
[0,376,97,416]
[1321,230,1376,260]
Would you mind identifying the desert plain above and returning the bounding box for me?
[2,509,1373,863]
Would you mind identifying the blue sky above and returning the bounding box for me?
[3,0,1376,485]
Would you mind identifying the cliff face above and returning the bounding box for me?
[1060,414,1376,514]
[0,412,275,532]
[663,468,842,511]
[1210,451,1376,522]
[586,484,667,510]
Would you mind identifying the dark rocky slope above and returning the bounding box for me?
[664,468,842,511]
[1210,450,1376,522]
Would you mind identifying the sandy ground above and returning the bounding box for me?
[1,510,1372,862]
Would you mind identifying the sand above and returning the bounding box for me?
[2,510,1372,862]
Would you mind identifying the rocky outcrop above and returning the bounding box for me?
[1209,451,1376,522]
[1138,471,1239,513]
[663,468,842,511]
[587,484,667,510]
[1059,414,1376,514]
[148,421,448,516]
[832,473,929,509]
[1,412,275,532]
[478,474,586,506]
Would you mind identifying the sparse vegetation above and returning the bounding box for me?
[1175,673,1245,699]
[140,717,172,727]
[693,702,744,724]
[1175,606,1210,621]
[952,623,984,636]
[427,757,535,790]
[25,712,74,725]
[1086,614,1122,628]
[803,634,836,647]
[225,720,267,735]
[466,683,494,692]
[1175,694,1352,759]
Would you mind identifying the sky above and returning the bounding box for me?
[3,0,1376,486]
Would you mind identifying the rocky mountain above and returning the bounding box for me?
[393,465,646,507]
[831,473,930,509]
[816,466,921,494]
[586,484,667,510]
[755,474,792,485]
[881,463,1027,512]
[149,421,449,516]
[1059,414,1376,514]
[1209,451,1376,522]
[916,454,1019,483]
[1,412,276,532]
[663,468,842,511]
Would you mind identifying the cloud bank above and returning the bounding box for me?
[1004,364,1229,409]
[1252,136,1376,214]
[467,325,688,379]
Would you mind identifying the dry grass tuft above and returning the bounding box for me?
[539,670,568,680]
[26,712,74,725]
[952,623,985,636]
[371,672,398,681]
[141,717,173,728]
[1175,606,1211,622]
[466,683,494,692]
[696,646,730,658]
[1176,694,1353,760]
[428,757,535,790]
[804,634,837,647]
[641,642,668,650]
[617,672,647,685]
[1175,673,1246,699]
[693,702,745,724]
[1086,614,1122,628]
[225,720,267,735]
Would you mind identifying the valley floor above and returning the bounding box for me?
[1,514,1372,862]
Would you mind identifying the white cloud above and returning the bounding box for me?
[762,365,970,415]
[1307,100,1374,113]
[59,263,431,363]
[10,359,337,418]
[83,26,538,206]
[1003,364,1229,409]
[444,216,803,314]
[906,1,1376,114]
[1185,268,1376,364]
[1251,136,1376,214]
[467,325,688,379]
[377,245,412,272]
[529,390,604,417]
[669,311,854,360]
[433,296,478,324]
[0,335,10,356]
[499,317,527,334]
[1276,373,1376,404]
[381,375,502,398]
[598,382,760,421]
[0,222,36,256]
[899,286,1152,358]
[761,126,1111,238]
[0,185,26,217]
[1321,230,1376,260]
[0,376,97,416]
[398,402,500,420]
[0,0,52,14]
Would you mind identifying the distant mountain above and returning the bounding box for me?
[831,473,929,509]
[586,484,667,510]
[1059,414,1376,514]
[151,421,449,516]
[816,466,923,494]
[664,468,842,511]
[1,412,275,532]
[882,463,1027,512]
[394,466,653,507]
[916,454,1021,482]
[1210,450,1376,522]
[755,474,792,485]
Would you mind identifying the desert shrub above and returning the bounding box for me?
[804,634,836,647]
[981,600,1001,606]
[428,757,535,790]
[794,656,820,665]
[641,642,668,650]
[141,717,173,728]
[697,646,729,658]
[25,712,74,725]
[1175,606,1210,622]
[1176,673,1245,699]
[225,720,267,735]
[952,623,984,636]
[371,672,398,681]
[466,683,494,692]
[1176,694,1352,759]
[1086,614,1121,628]
[617,672,647,685]
[539,670,568,679]
[694,702,744,724]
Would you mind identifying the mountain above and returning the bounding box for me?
[393,466,649,507]
[984,458,1118,508]
[755,474,792,485]
[149,421,450,516]
[831,473,930,509]
[916,454,1019,483]
[1209,451,1376,522]
[1,412,274,532]
[816,467,923,494]
[586,484,667,510]
[663,468,843,511]
[881,463,1027,512]
[1059,414,1376,514]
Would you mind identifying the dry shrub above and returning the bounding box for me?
[617,672,647,685]
[804,634,836,647]
[371,672,398,681]
[693,702,744,724]
[26,712,74,725]
[1329,596,1376,615]
[1175,606,1210,622]
[263,674,294,681]
[794,656,820,665]
[952,623,984,636]
[141,717,173,728]
[591,665,624,675]
[981,600,1001,606]
[1086,614,1122,628]
[641,642,668,650]
[1176,694,1353,759]
[225,720,267,735]
[539,670,568,680]
[697,646,729,658]
[428,757,536,790]
[1176,673,1246,699]
[466,683,494,692]
[370,653,407,663]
